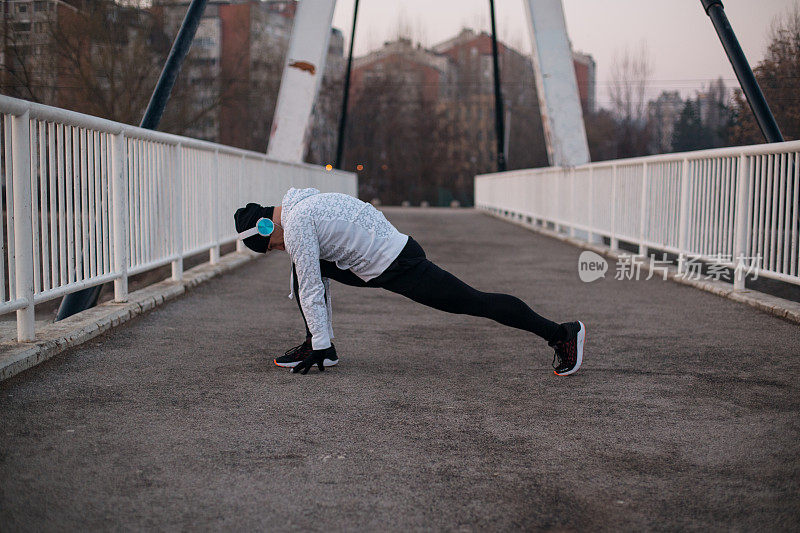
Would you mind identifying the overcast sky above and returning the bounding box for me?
[331,0,796,107]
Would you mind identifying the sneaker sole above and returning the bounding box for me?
[554,321,585,376]
[273,358,339,368]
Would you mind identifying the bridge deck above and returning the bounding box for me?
[1,208,798,530]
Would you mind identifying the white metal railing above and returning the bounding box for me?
[476,140,800,289]
[0,95,356,341]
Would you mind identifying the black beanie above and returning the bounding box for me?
[234,203,275,253]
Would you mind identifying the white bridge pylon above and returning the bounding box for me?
[266,0,589,168]
[523,0,590,167]
[266,0,337,163]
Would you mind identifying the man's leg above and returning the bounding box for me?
[276,262,355,367]
[378,239,566,344]
[318,260,373,287]
[383,252,586,375]
[276,261,373,367]
[292,261,374,335]
[292,264,313,339]
[292,261,372,330]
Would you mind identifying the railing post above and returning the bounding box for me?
[111,133,129,302]
[569,168,576,238]
[236,154,246,253]
[610,164,618,250]
[677,157,691,275]
[171,144,183,280]
[733,153,750,290]
[588,166,595,243]
[210,149,220,265]
[555,171,561,233]
[639,161,650,257]
[12,111,35,341]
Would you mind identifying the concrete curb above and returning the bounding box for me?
[482,209,800,325]
[0,251,257,382]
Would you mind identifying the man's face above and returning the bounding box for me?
[267,224,285,251]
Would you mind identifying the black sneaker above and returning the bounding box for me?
[550,321,585,376]
[274,339,339,368]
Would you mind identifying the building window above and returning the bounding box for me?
[34,1,48,12]
[17,4,28,14]
[192,57,217,68]
[194,37,216,49]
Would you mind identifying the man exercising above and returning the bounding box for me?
[234,187,585,375]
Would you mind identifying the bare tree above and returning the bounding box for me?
[305,57,344,165]
[607,42,654,157]
[609,42,652,124]
[394,10,428,48]
[346,66,447,204]
[729,2,800,144]
[498,45,548,170]
[1,0,225,136]
[0,0,61,103]
[53,2,166,125]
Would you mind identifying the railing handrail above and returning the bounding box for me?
[475,140,799,290]
[0,94,351,177]
[477,139,800,179]
[0,94,357,342]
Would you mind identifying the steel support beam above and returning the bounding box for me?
[334,0,359,170]
[56,0,209,321]
[523,0,590,167]
[701,0,783,143]
[488,0,507,172]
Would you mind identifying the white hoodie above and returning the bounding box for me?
[281,188,408,350]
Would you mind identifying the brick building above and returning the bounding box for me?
[350,28,596,167]
[351,38,450,103]
[572,50,596,114]
[345,28,596,204]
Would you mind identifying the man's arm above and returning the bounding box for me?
[285,216,331,350]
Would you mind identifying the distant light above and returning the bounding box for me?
[381,164,388,171]
[325,164,333,171]
[356,164,364,171]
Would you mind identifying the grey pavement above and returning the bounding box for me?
[1,208,799,531]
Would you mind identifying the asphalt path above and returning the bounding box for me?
[2,208,798,531]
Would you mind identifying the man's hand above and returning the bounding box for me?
[292,346,336,374]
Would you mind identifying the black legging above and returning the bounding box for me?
[293,237,563,344]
